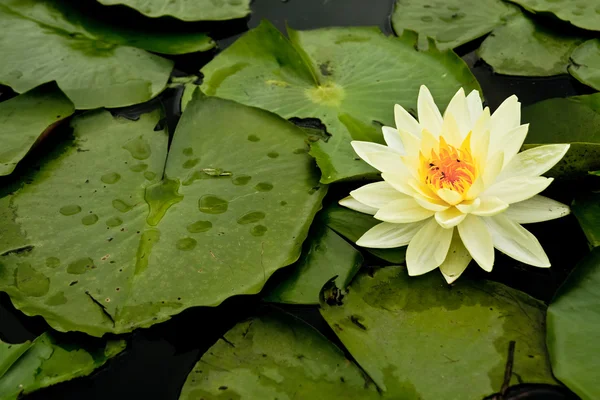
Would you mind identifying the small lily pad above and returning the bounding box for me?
[572,192,600,249]
[507,0,600,31]
[569,39,600,91]
[97,0,251,21]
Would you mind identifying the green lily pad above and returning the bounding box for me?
[264,225,363,305]
[321,204,406,264]
[179,311,379,400]
[0,83,74,176]
[507,0,600,31]
[522,93,600,179]
[547,247,600,400]
[569,39,600,91]
[0,333,125,400]
[97,0,251,21]
[320,266,557,399]
[200,21,480,183]
[0,341,32,379]
[572,192,600,249]
[0,2,173,109]
[479,13,586,76]
[392,0,518,50]
[0,93,325,336]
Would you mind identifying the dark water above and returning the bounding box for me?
[0,0,590,399]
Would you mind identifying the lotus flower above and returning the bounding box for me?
[340,86,570,283]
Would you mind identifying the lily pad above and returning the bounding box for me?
[179,311,379,400]
[0,83,74,176]
[0,93,325,336]
[507,0,600,31]
[569,39,600,91]
[97,0,251,21]
[0,341,32,379]
[200,21,480,183]
[479,13,586,76]
[320,266,557,399]
[0,2,173,109]
[264,225,363,305]
[572,192,600,249]
[547,248,600,400]
[522,93,600,179]
[391,0,518,50]
[0,333,125,400]
[321,204,406,263]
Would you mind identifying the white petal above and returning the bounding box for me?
[419,129,440,157]
[381,126,406,154]
[498,144,570,181]
[466,89,483,126]
[394,104,422,137]
[504,195,570,224]
[471,108,490,165]
[444,88,470,137]
[456,198,481,214]
[361,151,405,174]
[417,85,443,136]
[471,196,509,217]
[350,181,408,209]
[490,95,520,141]
[440,113,463,147]
[351,141,399,168]
[483,214,550,267]
[356,221,425,248]
[339,196,378,215]
[437,188,463,205]
[414,195,450,212]
[482,151,504,188]
[439,232,472,283]
[397,130,421,158]
[484,176,553,204]
[435,207,467,229]
[374,198,434,223]
[382,171,418,197]
[498,124,529,168]
[458,215,495,272]
[465,176,485,201]
[406,219,453,276]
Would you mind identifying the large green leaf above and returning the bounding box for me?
[200,21,480,183]
[507,0,600,31]
[547,248,600,400]
[479,13,586,77]
[0,93,326,336]
[522,93,600,179]
[97,0,251,21]
[572,192,600,249]
[391,0,518,50]
[0,3,173,109]
[179,311,379,400]
[320,266,557,399]
[0,84,74,176]
[322,204,406,264]
[0,333,125,399]
[0,341,32,379]
[569,39,600,91]
[263,225,363,305]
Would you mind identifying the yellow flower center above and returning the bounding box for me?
[421,136,477,195]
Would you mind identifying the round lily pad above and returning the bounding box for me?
[507,0,600,31]
[97,0,251,21]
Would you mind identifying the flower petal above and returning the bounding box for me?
[483,176,553,204]
[350,181,409,209]
[483,214,551,267]
[458,214,495,272]
[382,171,418,197]
[490,95,520,141]
[482,151,504,188]
[417,85,443,136]
[471,196,509,216]
[420,128,440,156]
[440,112,463,147]
[498,124,529,168]
[435,207,467,229]
[498,144,570,181]
[414,195,450,212]
[444,87,470,137]
[439,231,472,283]
[456,198,481,214]
[339,196,378,215]
[374,198,434,223]
[504,195,570,224]
[382,126,406,154]
[397,130,421,158]
[466,89,483,126]
[351,140,399,168]
[437,188,463,205]
[406,218,453,276]
[465,176,485,201]
[471,108,490,166]
[394,104,422,137]
[361,151,405,174]
[356,221,425,248]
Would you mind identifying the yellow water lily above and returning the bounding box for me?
[340,85,570,283]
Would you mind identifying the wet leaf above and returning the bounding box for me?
[479,13,586,77]
[507,0,600,31]
[0,92,326,336]
[0,1,174,109]
[0,341,32,379]
[572,192,600,249]
[522,93,600,179]
[97,0,250,21]
[200,21,480,183]
[0,83,74,176]
[569,39,600,91]
[179,311,379,400]
[263,225,363,305]
[547,248,600,400]
[0,333,125,399]
[392,0,518,50]
[320,266,557,399]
